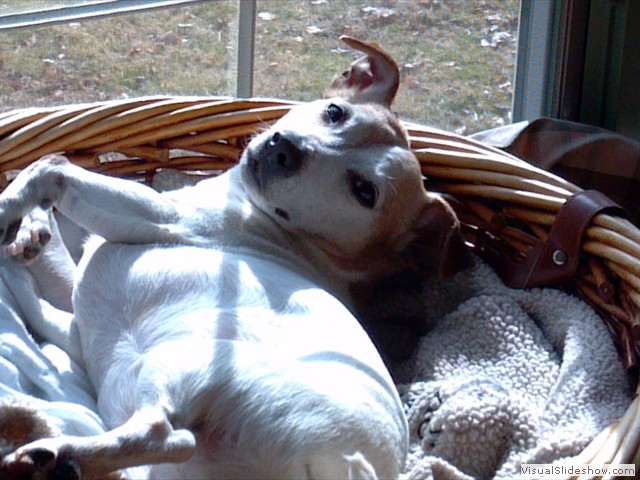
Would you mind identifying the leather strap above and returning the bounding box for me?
[494,190,625,289]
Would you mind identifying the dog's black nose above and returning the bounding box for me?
[265,132,304,175]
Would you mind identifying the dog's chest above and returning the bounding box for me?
[74,242,340,347]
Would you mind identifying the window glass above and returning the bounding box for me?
[0,0,520,134]
[253,0,519,133]
[0,2,238,111]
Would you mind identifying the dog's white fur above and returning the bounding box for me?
[0,37,471,479]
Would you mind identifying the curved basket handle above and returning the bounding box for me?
[488,190,625,288]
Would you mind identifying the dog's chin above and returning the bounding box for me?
[240,158,292,224]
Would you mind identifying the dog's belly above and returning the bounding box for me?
[73,241,394,422]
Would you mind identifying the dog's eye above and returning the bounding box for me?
[326,103,344,124]
[348,170,378,209]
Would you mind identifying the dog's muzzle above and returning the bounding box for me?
[248,132,305,190]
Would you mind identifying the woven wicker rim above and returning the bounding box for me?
[0,96,638,477]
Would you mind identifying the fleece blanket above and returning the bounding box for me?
[391,258,631,480]
[0,169,632,479]
[0,257,106,446]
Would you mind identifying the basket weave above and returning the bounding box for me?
[0,96,638,477]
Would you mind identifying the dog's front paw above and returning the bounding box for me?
[1,443,80,480]
[2,208,52,264]
[0,155,67,246]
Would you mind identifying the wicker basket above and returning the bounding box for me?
[0,96,638,478]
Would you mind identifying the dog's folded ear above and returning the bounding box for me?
[325,36,400,107]
[399,195,475,279]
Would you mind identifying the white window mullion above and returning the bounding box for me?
[236,0,256,98]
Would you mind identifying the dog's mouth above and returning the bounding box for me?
[274,208,290,221]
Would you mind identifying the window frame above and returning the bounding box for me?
[514,0,640,140]
[511,0,590,123]
[0,1,210,29]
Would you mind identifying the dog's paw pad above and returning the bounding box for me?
[25,447,56,468]
[417,390,443,449]
[3,219,22,244]
[2,209,51,265]
[2,444,79,480]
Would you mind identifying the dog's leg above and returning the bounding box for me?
[1,406,196,479]
[0,154,187,247]
[0,207,82,363]
[1,207,76,313]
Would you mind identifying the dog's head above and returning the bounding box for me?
[240,37,472,282]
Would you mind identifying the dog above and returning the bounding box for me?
[0,37,472,479]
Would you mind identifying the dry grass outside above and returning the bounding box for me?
[0,2,239,105]
[0,0,519,134]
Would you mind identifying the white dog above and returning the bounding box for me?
[0,37,471,479]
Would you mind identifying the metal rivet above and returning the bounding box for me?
[552,249,568,266]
